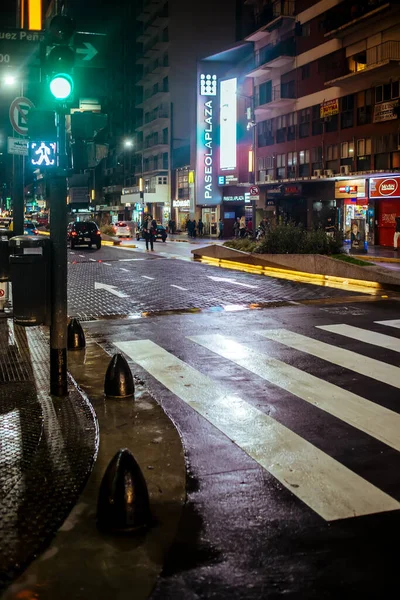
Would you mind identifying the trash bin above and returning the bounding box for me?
[9,235,51,326]
[0,228,12,282]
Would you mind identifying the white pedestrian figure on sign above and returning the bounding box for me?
[34,142,55,166]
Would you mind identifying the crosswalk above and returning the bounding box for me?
[114,318,400,523]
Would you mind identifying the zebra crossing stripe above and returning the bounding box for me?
[316,324,400,353]
[189,334,400,453]
[259,329,400,390]
[375,319,400,330]
[115,339,400,522]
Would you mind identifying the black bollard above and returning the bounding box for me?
[104,353,135,399]
[97,448,151,533]
[67,318,86,350]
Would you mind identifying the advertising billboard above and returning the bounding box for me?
[196,70,221,206]
[370,176,400,199]
[335,179,366,199]
[320,99,339,119]
[220,78,237,171]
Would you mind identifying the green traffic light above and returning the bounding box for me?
[50,74,73,100]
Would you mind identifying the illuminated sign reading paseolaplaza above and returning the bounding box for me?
[196,71,221,206]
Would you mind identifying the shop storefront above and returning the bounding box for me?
[173,199,191,231]
[201,206,219,236]
[370,176,400,247]
[334,179,372,245]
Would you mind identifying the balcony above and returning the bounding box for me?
[136,90,169,108]
[324,1,390,38]
[255,85,296,114]
[247,38,295,77]
[246,1,295,42]
[137,112,169,131]
[325,41,400,87]
[142,142,169,155]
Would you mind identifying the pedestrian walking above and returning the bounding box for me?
[187,219,193,238]
[218,218,224,239]
[239,215,246,238]
[394,216,400,250]
[198,218,204,237]
[192,219,197,238]
[233,217,240,239]
[143,217,154,251]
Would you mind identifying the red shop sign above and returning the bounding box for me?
[370,177,400,198]
[339,185,357,194]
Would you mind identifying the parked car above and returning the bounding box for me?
[136,224,167,242]
[114,222,131,238]
[24,222,39,235]
[68,221,102,249]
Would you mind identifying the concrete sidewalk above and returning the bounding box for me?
[0,321,186,599]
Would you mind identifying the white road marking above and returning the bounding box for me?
[189,334,400,453]
[115,339,400,522]
[141,275,154,280]
[375,319,400,330]
[170,284,188,291]
[207,275,257,289]
[70,252,75,255]
[79,255,85,258]
[259,329,400,390]
[317,324,400,353]
[120,268,130,272]
[89,258,96,262]
[94,282,128,298]
[103,262,112,266]
[118,258,145,262]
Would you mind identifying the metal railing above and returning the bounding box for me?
[256,37,296,67]
[366,40,400,67]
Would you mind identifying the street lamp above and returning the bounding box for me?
[4,75,17,86]
[124,139,134,148]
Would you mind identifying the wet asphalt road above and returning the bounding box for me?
[68,244,400,598]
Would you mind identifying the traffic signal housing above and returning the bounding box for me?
[45,16,76,102]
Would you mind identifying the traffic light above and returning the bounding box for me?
[45,16,76,101]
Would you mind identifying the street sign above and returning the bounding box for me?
[74,33,106,68]
[7,137,29,156]
[0,29,43,66]
[250,186,260,196]
[9,96,35,136]
[29,141,57,167]
[0,29,106,68]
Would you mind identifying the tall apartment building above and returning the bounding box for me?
[122,0,240,224]
[248,0,400,247]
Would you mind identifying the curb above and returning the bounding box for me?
[353,254,400,264]
[197,255,387,294]
[6,336,186,600]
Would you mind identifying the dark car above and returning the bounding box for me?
[136,224,167,242]
[68,221,102,249]
[24,222,39,235]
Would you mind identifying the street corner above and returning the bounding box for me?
[5,332,187,600]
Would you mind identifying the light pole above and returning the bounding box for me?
[3,74,25,236]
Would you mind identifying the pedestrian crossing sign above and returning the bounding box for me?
[29,141,57,167]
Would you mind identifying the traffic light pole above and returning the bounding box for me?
[12,155,25,236]
[49,106,68,396]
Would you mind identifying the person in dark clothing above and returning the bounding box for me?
[198,219,204,236]
[192,220,197,238]
[394,216,400,249]
[187,219,193,237]
[143,217,154,251]
[218,218,224,239]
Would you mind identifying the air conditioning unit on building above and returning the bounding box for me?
[340,165,350,175]
[313,169,322,177]
[324,169,334,177]
[259,170,266,183]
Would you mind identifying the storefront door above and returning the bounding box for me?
[376,200,400,247]
[202,207,218,236]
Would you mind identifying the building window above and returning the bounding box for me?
[163,76,169,92]
[258,80,272,105]
[288,152,297,166]
[163,152,168,169]
[299,149,310,176]
[326,145,338,161]
[162,27,169,42]
[375,81,399,103]
[341,141,355,159]
[357,138,372,156]
[325,114,338,132]
[257,119,273,146]
[299,108,310,138]
[301,22,311,37]
[162,127,168,144]
[276,153,285,178]
[301,64,310,80]
[158,176,168,185]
